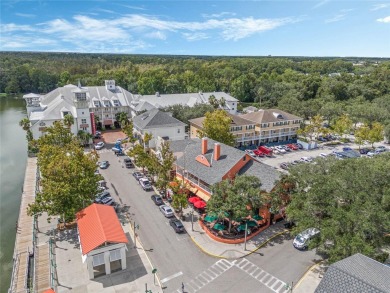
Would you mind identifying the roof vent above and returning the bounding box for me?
[199,91,203,95]
[156,92,160,97]
[273,112,284,119]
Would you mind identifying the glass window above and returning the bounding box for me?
[92,254,105,266]
[110,249,121,261]
[81,119,87,124]
[93,101,100,107]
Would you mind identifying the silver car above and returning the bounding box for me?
[95,142,105,150]
[159,205,174,218]
[293,228,320,250]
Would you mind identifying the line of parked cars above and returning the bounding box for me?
[245,143,303,158]
[150,194,185,233]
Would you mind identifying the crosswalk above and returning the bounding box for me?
[172,258,289,293]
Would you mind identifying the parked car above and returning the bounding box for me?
[296,143,303,149]
[100,196,114,206]
[293,228,320,250]
[94,191,111,203]
[124,157,134,168]
[300,156,313,163]
[245,149,255,156]
[281,145,291,152]
[367,150,380,157]
[258,146,273,157]
[375,146,387,152]
[151,195,163,206]
[132,171,144,181]
[97,180,107,191]
[287,144,298,150]
[94,169,100,175]
[280,162,289,170]
[359,148,370,154]
[342,147,353,152]
[169,218,185,233]
[139,178,153,191]
[159,205,174,218]
[275,146,286,153]
[95,142,105,150]
[99,160,109,169]
[253,149,265,157]
[319,153,328,158]
[317,136,328,142]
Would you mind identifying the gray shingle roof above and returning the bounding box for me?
[315,253,390,293]
[237,159,280,192]
[189,113,255,128]
[175,138,245,185]
[139,92,238,109]
[133,108,186,130]
[240,108,302,124]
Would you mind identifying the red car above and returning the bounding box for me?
[254,149,265,157]
[258,146,273,157]
[287,144,298,150]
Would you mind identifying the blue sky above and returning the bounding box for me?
[1,1,389,57]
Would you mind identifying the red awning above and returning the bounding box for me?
[194,201,207,209]
[188,197,201,204]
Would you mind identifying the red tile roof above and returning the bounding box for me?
[43,290,56,293]
[76,203,128,255]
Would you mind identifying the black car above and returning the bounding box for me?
[151,195,163,205]
[169,218,185,233]
[359,148,370,154]
[124,157,134,168]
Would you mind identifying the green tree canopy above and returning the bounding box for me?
[286,154,390,263]
[198,109,235,146]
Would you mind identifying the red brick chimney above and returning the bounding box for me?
[214,143,221,161]
[201,137,208,154]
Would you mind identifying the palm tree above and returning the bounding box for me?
[77,130,93,146]
[63,114,74,129]
[208,95,219,109]
[115,112,129,128]
[19,117,31,131]
[219,97,226,108]
[143,132,153,149]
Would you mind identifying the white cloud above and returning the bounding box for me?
[146,31,167,40]
[182,32,209,41]
[94,8,116,14]
[325,14,346,23]
[120,5,146,11]
[312,0,329,9]
[15,13,36,18]
[0,23,35,32]
[377,16,390,23]
[202,12,236,18]
[371,4,390,11]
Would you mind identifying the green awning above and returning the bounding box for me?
[237,224,247,232]
[204,215,218,223]
[213,223,226,231]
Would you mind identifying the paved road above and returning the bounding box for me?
[97,149,320,293]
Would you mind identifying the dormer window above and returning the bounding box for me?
[103,100,111,107]
[76,93,87,101]
[112,99,120,107]
[272,112,284,119]
[93,100,100,107]
[62,111,70,117]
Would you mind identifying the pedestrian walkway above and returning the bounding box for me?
[292,262,326,293]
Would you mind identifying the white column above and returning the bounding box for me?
[87,256,94,279]
[120,246,127,270]
[104,251,111,275]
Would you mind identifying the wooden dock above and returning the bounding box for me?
[9,157,51,293]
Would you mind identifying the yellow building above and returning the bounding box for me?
[189,109,303,147]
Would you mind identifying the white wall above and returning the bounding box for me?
[142,125,186,148]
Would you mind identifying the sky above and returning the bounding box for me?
[1,0,389,57]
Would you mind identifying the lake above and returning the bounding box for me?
[0,95,28,292]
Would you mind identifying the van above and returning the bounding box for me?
[293,227,320,250]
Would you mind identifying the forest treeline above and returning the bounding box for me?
[1,52,389,127]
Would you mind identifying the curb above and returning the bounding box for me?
[126,214,163,290]
[293,261,324,290]
[190,229,289,259]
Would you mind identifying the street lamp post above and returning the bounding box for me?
[244,222,248,251]
[191,207,194,231]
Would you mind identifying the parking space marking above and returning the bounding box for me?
[160,271,183,284]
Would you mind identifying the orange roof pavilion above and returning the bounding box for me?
[76,203,128,255]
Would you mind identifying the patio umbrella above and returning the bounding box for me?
[252,214,263,221]
[204,214,218,223]
[213,223,226,231]
[194,200,207,209]
[188,196,201,203]
[246,220,258,227]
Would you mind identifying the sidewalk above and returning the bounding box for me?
[293,262,326,293]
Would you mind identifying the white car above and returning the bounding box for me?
[95,142,105,150]
[159,205,174,218]
[293,228,320,250]
[300,156,313,163]
[275,146,286,153]
[139,178,153,191]
[245,150,255,156]
[375,146,387,152]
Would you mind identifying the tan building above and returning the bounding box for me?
[189,113,255,147]
[189,109,302,147]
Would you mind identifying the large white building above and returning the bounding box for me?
[23,80,239,139]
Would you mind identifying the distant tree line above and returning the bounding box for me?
[2,52,389,135]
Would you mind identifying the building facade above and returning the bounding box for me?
[188,109,303,148]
